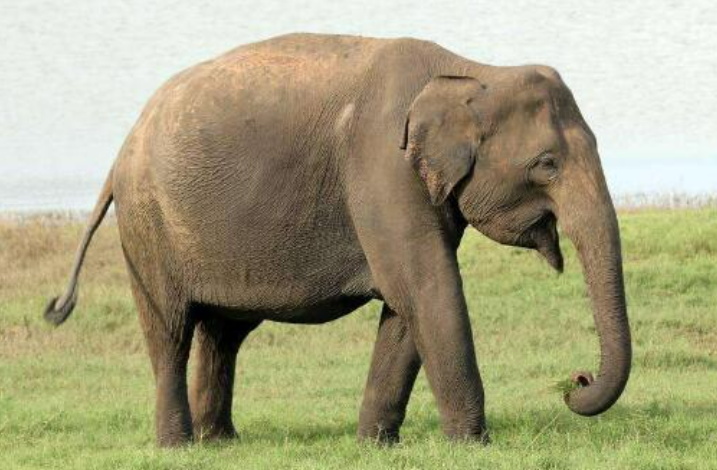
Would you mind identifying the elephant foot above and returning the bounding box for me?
[155,395,195,448]
[444,427,490,445]
[157,429,194,448]
[357,425,401,446]
[193,420,239,442]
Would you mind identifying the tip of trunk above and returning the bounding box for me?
[563,358,631,416]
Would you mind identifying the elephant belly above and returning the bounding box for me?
[186,241,377,323]
[209,295,373,324]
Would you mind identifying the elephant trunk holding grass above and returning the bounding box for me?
[45,33,631,447]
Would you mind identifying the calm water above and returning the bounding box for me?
[1,1,716,211]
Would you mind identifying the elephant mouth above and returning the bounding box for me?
[518,211,564,272]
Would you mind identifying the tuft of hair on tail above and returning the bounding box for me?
[44,291,78,326]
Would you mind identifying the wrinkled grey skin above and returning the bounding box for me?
[46,33,631,447]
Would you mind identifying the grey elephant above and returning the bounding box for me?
[46,33,631,447]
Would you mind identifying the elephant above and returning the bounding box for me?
[45,33,631,447]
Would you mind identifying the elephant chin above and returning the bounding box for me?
[520,212,564,273]
[538,241,564,273]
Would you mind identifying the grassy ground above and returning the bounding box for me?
[1,208,716,469]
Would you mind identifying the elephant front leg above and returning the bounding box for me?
[358,304,421,444]
[412,290,489,442]
[189,316,260,441]
[382,254,489,442]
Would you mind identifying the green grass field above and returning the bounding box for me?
[1,208,716,469]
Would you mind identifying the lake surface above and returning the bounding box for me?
[1,1,716,211]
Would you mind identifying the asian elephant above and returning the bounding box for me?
[45,33,631,447]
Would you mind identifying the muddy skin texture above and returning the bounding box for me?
[45,33,631,447]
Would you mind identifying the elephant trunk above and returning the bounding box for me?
[557,176,631,416]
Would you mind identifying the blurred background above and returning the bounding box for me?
[1,0,715,211]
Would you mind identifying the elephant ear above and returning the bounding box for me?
[400,76,483,205]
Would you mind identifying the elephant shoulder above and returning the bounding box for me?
[369,37,461,71]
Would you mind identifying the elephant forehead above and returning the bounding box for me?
[563,124,597,153]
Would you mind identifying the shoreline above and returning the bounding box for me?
[0,195,715,223]
[3,190,717,213]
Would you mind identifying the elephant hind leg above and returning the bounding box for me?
[358,304,422,444]
[189,311,260,442]
[125,253,195,447]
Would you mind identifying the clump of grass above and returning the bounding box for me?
[551,378,580,395]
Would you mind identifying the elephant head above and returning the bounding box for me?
[401,67,630,416]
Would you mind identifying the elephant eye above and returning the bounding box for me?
[539,154,556,168]
[529,153,559,185]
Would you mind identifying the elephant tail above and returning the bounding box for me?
[44,165,115,326]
